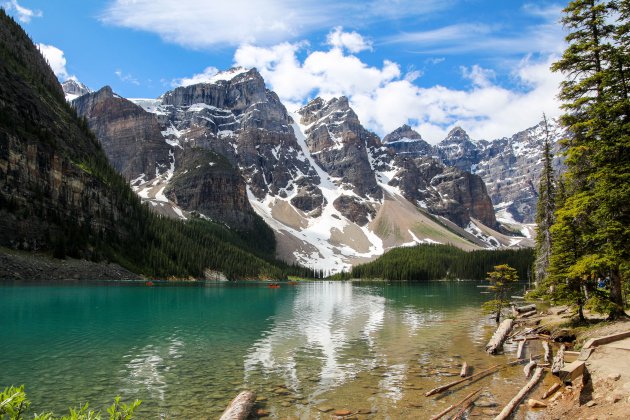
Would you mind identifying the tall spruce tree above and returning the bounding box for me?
[534,114,556,285]
[550,0,629,319]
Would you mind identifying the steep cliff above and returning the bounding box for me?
[73,86,171,181]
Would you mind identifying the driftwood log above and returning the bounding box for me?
[523,358,537,378]
[452,389,482,419]
[542,383,561,399]
[495,367,544,420]
[425,364,501,396]
[219,391,256,420]
[520,310,537,318]
[486,319,514,354]
[542,341,552,363]
[460,362,468,378]
[514,304,536,313]
[516,340,526,359]
[429,388,481,420]
[551,344,566,375]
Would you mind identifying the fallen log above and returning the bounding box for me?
[551,344,565,375]
[452,389,482,419]
[523,358,537,378]
[219,391,256,420]
[494,367,544,420]
[486,319,514,354]
[425,364,501,396]
[542,383,561,399]
[460,362,468,378]
[520,310,537,318]
[516,340,526,359]
[429,388,481,420]
[542,341,552,363]
[515,304,536,313]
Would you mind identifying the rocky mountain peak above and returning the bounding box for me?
[382,125,432,157]
[382,124,423,143]
[444,126,471,143]
[62,78,91,101]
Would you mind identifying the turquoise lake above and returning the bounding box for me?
[0,281,541,419]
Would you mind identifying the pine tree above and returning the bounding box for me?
[534,114,556,285]
[549,0,629,319]
[483,264,519,323]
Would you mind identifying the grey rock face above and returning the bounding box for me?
[156,68,321,201]
[298,97,382,200]
[383,124,433,157]
[431,122,565,223]
[73,86,172,181]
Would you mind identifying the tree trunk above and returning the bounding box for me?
[608,267,626,319]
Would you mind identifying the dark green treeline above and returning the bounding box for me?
[343,245,533,281]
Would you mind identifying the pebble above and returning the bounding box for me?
[280,401,291,407]
[356,408,375,414]
[586,400,596,407]
[474,400,497,408]
[256,408,270,417]
[255,396,267,402]
[608,373,621,381]
[316,406,333,413]
[334,409,352,416]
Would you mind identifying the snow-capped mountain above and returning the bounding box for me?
[380,121,565,225]
[61,78,91,101]
[72,67,534,272]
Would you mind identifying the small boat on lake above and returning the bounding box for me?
[268,283,280,289]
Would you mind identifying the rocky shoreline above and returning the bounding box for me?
[0,249,139,282]
[510,303,630,419]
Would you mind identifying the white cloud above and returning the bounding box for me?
[173,66,220,87]
[100,0,450,49]
[37,43,69,80]
[3,0,42,23]
[231,30,562,143]
[326,27,372,53]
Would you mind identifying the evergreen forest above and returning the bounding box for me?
[339,244,534,282]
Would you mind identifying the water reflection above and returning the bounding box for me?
[244,283,386,396]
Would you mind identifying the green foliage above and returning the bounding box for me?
[483,264,519,323]
[547,0,630,319]
[1,386,29,420]
[1,386,140,420]
[349,244,533,281]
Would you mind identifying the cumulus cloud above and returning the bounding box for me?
[231,29,562,143]
[37,43,70,80]
[3,0,42,23]
[326,27,372,53]
[100,0,450,49]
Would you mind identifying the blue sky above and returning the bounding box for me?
[3,0,567,143]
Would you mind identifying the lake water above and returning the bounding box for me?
[0,281,547,419]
